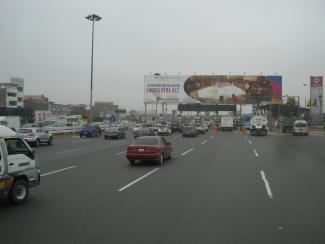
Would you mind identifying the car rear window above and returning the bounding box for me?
[183,126,193,131]
[295,123,307,127]
[19,129,33,133]
[132,138,158,145]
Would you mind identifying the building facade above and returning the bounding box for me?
[24,95,51,123]
[94,101,119,118]
[10,77,24,107]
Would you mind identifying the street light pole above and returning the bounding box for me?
[86,14,102,125]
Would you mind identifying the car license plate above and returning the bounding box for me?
[138,148,144,152]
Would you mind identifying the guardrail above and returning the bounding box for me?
[45,126,82,135]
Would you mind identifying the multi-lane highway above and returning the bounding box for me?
[1,131,325,244]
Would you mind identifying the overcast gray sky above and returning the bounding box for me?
[1,0,324,110]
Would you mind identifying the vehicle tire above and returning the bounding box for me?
[35,138,40,147]
[104,135,108,140]
[158,153,164,165]
[129,160,135,166]
[48,137,53,145]
[8,179,29,205]
[168,152,172,160]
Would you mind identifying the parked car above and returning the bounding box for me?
[0,125,40,205]
[104,125,126,139]
[293,120,308,136]
[18,127,53,147]
[157,124,171,136]
[79,125,100,138]
[182,125,198,137]
[126,136,172,165]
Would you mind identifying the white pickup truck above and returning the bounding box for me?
[0,125,40,204]
[250,116,268,136]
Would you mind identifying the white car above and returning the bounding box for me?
[18,128,53,147]
[293,120,308,136]
[157,124,171,136]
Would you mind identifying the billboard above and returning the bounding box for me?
[144,74,282,104]
[310,76,323,119]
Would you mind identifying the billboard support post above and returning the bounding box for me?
[144,103,147,117]
[320,94,323,121]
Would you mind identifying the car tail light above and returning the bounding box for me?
[27,133,35,137]
[127,146,138,153]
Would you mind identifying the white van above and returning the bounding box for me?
[220,116,234,131]
[293,120,308,136]
[0,125,40,204]
[250,116,268,136]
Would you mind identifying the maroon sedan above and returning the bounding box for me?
[126,136,172,166]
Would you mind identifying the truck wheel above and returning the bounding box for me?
[48,137,53,145]
[35,139,40,147]
[8,179,29,205]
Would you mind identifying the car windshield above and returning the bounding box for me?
[132,137,158,145]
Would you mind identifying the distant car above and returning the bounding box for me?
[126,136,172,165]
[293,120,308,136]
[182,126,198,137]
[195,124,205,134]
[79,126,100,138]
[18,127,53,147]
[133,124,149,138]
[157,124,171,136]
[104,125,126,139]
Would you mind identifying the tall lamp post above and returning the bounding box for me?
[86,14,102,125]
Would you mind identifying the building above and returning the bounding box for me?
[50,103,72,115]
[94,101,119,118]
[10,77,24,107]
[24,95,51,123]
[0,83,22,108]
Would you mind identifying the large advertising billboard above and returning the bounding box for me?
[310,76,323,119]
[144,74,282,104]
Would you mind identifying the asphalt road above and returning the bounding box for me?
[1,130,325,244]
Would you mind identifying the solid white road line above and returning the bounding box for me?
[181,148,194,156]
[116,151,127,156]
[248,140,252,145]
[41,166,76,177]
[201,139,207,145]
[56,147,86,155]
[253,148,259,157]
[260,170,273,199]
[118,168,159,192]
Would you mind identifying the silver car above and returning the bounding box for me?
[18,127,53,147]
